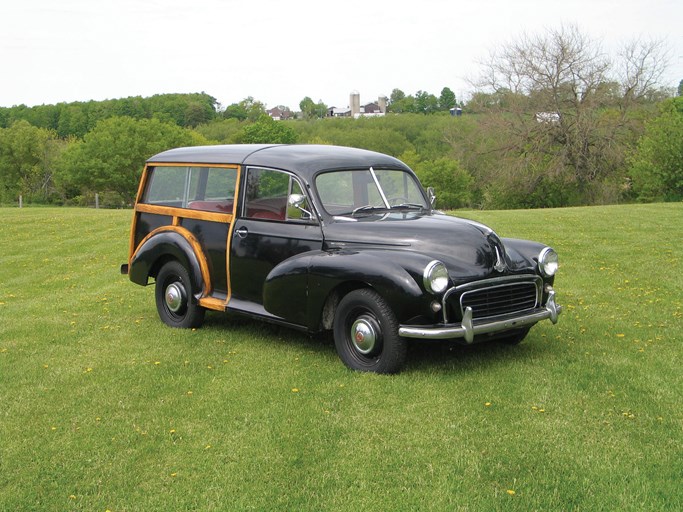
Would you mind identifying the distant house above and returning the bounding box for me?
[328,106,352,117]
[267,107,293,121]
[363,102,382,115]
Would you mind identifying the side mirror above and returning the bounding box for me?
[287,193,312,220]
[427,187,436,207]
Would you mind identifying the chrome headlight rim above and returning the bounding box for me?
[423,260,449,295]
[538,247,559,277]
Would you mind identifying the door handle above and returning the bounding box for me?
[235,226,249,238]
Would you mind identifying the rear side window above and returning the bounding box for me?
[142,166,237,212]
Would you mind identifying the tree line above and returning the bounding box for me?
[1,26,681,209]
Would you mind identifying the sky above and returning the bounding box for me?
[1,0,681,111]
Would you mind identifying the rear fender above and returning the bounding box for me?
[128,227,209,298]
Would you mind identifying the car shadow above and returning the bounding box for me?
[202,311,552,374]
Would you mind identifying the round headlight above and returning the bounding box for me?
[538,247,559,277]
[423,260,449,294]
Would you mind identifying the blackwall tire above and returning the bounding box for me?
[500,327,531,345]
[333,288,407,374]
[155,261,205,329]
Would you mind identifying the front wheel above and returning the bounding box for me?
[333,288,407,374]
[155,261,205,329]
[499,327,530,345]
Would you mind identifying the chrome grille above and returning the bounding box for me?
[460,280,539,319]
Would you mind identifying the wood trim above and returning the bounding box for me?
[135,203,234,223]
[198,297,227,311]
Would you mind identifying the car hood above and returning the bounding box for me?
[322,211,530,278]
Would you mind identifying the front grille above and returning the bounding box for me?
[460,281,539,319]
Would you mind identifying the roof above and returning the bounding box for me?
[147,144,411,179]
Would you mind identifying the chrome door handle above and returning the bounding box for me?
[235,226,248,238]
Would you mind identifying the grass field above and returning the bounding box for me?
[0,204,681,511]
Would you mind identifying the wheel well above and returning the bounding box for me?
[320,281,371,330]
[149,255,176,281]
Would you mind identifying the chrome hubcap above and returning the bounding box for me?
[351,316,377,354]
[165,282,185,313]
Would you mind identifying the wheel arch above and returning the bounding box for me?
[305,250,427,332]
[128,227,209,298]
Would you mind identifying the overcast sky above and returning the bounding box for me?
[2,0,681,110]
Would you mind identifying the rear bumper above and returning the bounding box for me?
[399,290,561,343]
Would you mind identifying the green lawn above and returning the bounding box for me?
[0,204,681,511]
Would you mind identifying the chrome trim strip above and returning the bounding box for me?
[400,291,561,343]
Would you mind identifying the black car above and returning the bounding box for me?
[122,144,561,373]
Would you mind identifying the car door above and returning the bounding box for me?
[229,167,323,318]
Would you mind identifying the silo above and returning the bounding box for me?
[378,96,388,113]
[350,91,360,117]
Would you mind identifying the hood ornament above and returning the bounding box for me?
[493,245,508,273]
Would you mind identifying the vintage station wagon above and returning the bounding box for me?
[122,144,561,373]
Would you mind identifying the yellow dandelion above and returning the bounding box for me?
[291,388,300,393]
[170,429,176,434]
[485,402,492,407]
[170,472,177,478]
[68,495,76,500]
[154,361,161,365]
[616,333,625,338]
[507,489,516,496]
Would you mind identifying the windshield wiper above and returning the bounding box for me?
[390,203,425,211]
[350,204,389,216]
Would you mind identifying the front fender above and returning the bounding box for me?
[264,249,429,331]
[128,227,208,297]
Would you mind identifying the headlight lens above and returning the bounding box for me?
[423,260,449,294]
[538,247,559,277]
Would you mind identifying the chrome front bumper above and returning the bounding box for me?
[399,290,561,343]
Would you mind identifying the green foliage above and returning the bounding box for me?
[56,117,209,204]
[414,157,473,209]
[1,205,682,510]
[629,97,683,202]
[0,121,66,203]
[0,93,218,137]
[237,115,298,144]
[223,97,266,122]
[299,97,327,119]
[194,118,242,144]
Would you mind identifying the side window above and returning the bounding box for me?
[143,166,188,207]
[244,168,289,221]
[243,168,313,222]
[142,166,236,213]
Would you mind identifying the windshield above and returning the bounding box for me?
[315,168,428,217]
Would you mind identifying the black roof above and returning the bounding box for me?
[147,144,411,178]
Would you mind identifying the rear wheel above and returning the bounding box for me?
[155,261,205,329]
[333,288,406,374]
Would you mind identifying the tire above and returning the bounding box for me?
[155,261,206,329]
[333,288,407,374]
[499,327,530,345]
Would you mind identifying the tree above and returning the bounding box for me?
[439,87,457,111]
[237,115,298,144]
[56,117,207,204]
[629,97,683,201]
[471,24,671,206]
[0,120,65,203]
[223,97,265,122]
[414,158,473,209]
[414,91,439,114]
[299,97,327,119]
